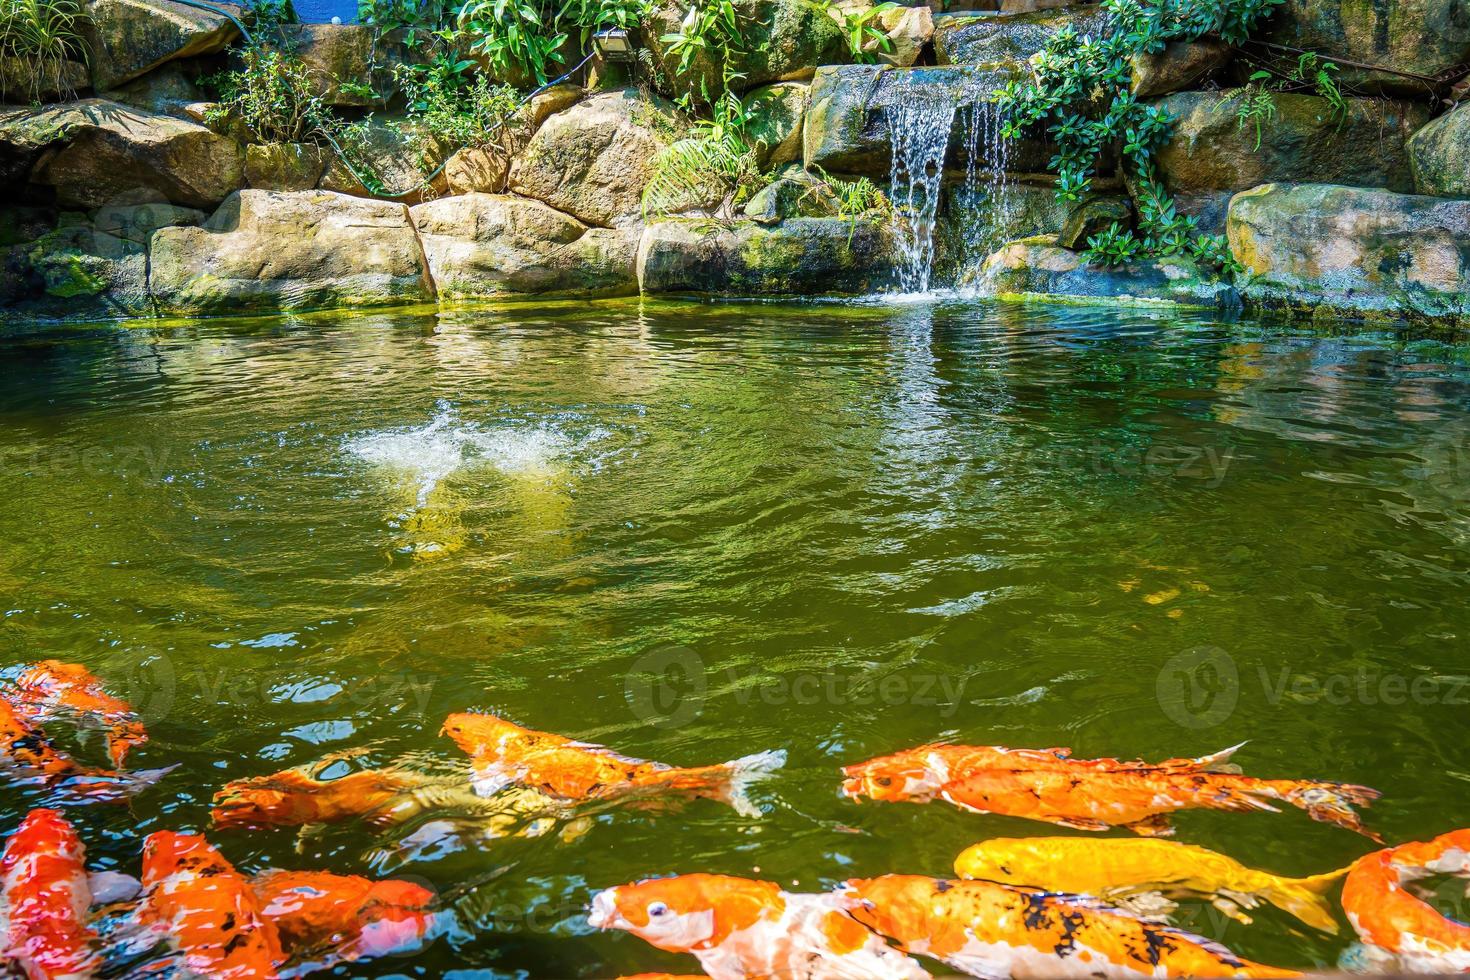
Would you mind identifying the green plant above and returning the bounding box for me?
[357,0,453,43]
[1085,221,1142,267]
[658,0,752,108]
[0,0,86,101]
[1235,70,1277,150]
[823,0,898,63]
[205,46,331,144]
[996,0,1285,270]
[643,91,767,218]
[394,53,523,173]
[457,0,568,86]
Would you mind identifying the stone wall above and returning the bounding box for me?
[4,0,1470,327]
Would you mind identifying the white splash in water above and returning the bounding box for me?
[345,404,573,510]
[888,77,962,295]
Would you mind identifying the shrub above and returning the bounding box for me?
[0,0,86,101]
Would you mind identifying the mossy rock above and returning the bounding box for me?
[932,7,1108,67]
[1409,101,1470,198]
[1228,182,1470,325]
[975,234,1238,308]
[742,82,808,170]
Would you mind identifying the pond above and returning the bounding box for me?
[1,298,1468,977]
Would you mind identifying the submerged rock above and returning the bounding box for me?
[975,235,1237,307]
[82,0,240,90]
[1256,0,1470,96]
[11,99,244,209]
[509,89,677,228]
[638,217,894,295]
[410,193,637,300]
[1409,102,1470,197]
[640,0,848,98]
[149,189,434,315]
[1228,183,1470,324]
[1154,90,1427,232]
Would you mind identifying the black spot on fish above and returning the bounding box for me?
[935,880,952,893]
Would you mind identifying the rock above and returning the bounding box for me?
[410,193,636,300]
[319,116,448,202]
[150,189,433,315]
[1409,102,1470,197]
[82,0,240,90]
[16,99,244,209]
[101,62,207,117]
[0,56,89,103]
[975,234,1237,307]
[870,5,935,67]
[742,176,840,224]
[91,195,205,243]
[1130,39,1230,99]
[933,7,1108,67]
[1228,183,1470,323]
[443,146,508,195]
[936,181,1075,279]
[1256,0,1470,96]
[804,64,1039,176]
[642,0,848,98]
[1154,90,1427,232]
[638,217,894,295]
[742,82,807,169]
[4,214,152,318]
[520,83,583,129]
[245,142,330,191]
[509,89,676,228]
[279,24,385,107]
[1057,195,1134,249]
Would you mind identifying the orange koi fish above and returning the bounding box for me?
[841,875,1301,979]
[1342,827,1470,972]
[841,743,1244,804]
[0,700,169,803]
[843,743,1379,840]
[616,975,708,979]
[5,661,147,767]
[138,831,284,979]
[212,766,436,830]
[443,712,785,817]
[588,873,929,980]
[955,837,1345,932]
[252,869,441,966]
[0,808,99,979]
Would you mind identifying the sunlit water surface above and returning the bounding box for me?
[2,299,1469,977]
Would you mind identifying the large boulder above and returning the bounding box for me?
[641,0,848,98]
[245,142,330,191]
[1154,90,1427,232]
[804,64,1040,176]
[279,24,386,107]
[1227,182,1470,323]
[742,82,807,169]
[933,7,1108,67]
[869,5,935,67]
[11,99,244,209]
[82,0,240,90]
[975,235,1237,307]
[318,116,448,203]
[1130,39,1230,98]
[509,89,677,228]
[410,193,637,300]
[1409,102,1470,197]
[149,189,434,315]
[1256,0,1470,96]
[0,56,89,103]
[637,217,894,295]
[936,181,1082,280]
[443,146,508,195]
[1,215,151,319]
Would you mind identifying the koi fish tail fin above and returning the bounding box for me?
[1277,782,1383,842]
[59,764,178,803]
[1266,866,1349,934]
[1196,741,1248,772]
[650,749,787,817]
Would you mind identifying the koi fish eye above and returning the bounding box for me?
[648,902,669,917]
[876,777,892,787]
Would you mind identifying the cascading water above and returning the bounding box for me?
[961,99,1016,249]
[888,78,962,294]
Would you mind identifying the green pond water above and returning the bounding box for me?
[1,298,1469,977]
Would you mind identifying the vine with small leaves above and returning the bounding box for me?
[996,0,1285,270]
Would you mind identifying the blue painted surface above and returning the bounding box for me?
[294,0,357,23]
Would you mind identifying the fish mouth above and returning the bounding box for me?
[587,888,621,930]
[839,775,865,800]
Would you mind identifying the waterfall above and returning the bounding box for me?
[886,77,1015,295]
[888,79,961,295]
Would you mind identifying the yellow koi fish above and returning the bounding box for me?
[955,837,1346,932]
